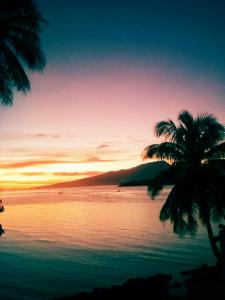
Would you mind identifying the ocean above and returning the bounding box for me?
[0,186,215,299]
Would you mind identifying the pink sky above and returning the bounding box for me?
[0,60,224,189]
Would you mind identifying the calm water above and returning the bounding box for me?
[0,186,215,300]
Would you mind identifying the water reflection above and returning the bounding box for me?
[0,186,216,299]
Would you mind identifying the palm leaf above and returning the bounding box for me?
[0,71,13,105]
[197,113,225,149]
[155,119,177,141]
[204,142,225,160]
[178,111,194,130]
[0,41,30,92]
[0,0,46,105]
[7,35,45,70]
[143,142,184,163]
[147,166,178,198]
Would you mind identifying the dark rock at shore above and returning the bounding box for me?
[181,264,224,300]
[54,264,225,300]
[54,273,173,300]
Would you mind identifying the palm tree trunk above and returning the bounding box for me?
[205,217,221,262]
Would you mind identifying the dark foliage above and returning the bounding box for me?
[54,273,173,300]
[143,111,225,261]
[0,0,46,105]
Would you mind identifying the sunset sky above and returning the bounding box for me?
[0,0,225,189]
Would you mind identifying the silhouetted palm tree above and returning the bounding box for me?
[0,0,46,105]
[143,111,225,261]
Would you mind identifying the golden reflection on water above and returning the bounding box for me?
[0,187,215,300]
[1,187,171,249]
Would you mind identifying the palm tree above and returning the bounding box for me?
[143,111,225,262]
[0,0,46,105]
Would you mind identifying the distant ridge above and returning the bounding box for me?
[34,161,169,189]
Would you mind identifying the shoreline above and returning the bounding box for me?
[54,264,222,300]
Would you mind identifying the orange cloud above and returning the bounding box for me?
[97,144,110,149]
[0,180,57,185]
[21,172,46,176]
[81,156,114,163]
[27,133,60,138]
[0,160,69,169]
[2,133,61,140]
[53,171,101,176]
[0,156,116,170]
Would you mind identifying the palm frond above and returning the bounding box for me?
[0,0,46,32]
[159,169,199,236]
[0,41,30,92]
[7,35,45,70]
[143,142,184,163]
[204,142,225,161]
[0,72,13,105]
[178,111,194,130]
[155,119,177,141]
[197,113,225,149]
[2,25,41,47]
[142,144,159,159]
[0,0,46,105]
[148,167,178,199]
[159,189,174,221]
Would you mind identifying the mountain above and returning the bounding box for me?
[35,161,169,189]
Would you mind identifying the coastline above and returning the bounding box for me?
[54,264,222,300]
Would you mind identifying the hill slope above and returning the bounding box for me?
[35,161,169,189]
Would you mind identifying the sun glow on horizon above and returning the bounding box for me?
[0,154,143,190]
[0,63,225,190]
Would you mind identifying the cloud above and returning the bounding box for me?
[28,133,60,138]
[53,171,101,176]
[97,144,110,149]
[1,133,61,140]
[0,160,68,169]
[0,180,56,185]
[21,172,46,176]
[20,171,101,177]
[80,156,114,163]
[0,156,115,169]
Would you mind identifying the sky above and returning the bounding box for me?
[0,0,225,189]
